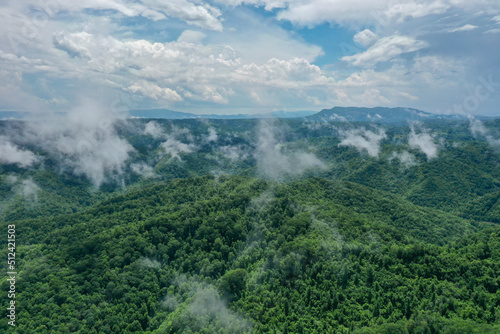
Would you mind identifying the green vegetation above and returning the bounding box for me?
[0,118,499,333]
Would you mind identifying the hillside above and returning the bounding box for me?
[1,176,499,333]
[0,114,500,333]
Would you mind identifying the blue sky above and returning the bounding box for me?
[1,0,500,115]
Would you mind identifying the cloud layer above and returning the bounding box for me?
[1,0,499,114]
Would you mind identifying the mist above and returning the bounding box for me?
[338,127,387,158]
[255,120,325,179]
[2,99,135,188]
[0,135,39,167]
[390,151,418,168]
[144,122,198,161]
[470,117,500,147]
[408,124,439,160]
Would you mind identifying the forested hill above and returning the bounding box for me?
[1,175,499,333]
[0,116,500,333]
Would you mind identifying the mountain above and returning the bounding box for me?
[1,116,500,333]
[306,106,466,123]
[2,175,499,333]
[129,108,316,119]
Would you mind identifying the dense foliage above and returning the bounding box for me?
[1,118,499,333]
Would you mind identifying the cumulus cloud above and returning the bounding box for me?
[338,127,387,157]
[127,81,182,102]
[2,0,499,115]
[255,120,325,179]
[41,32,328,107]
[408,124,439,160]
[0,136,40,167]
[353,29,379,47]
[177,30,207,43]
[53,32,92,59]
[342,34,429,67]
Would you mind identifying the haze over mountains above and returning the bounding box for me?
[122,106,470,123]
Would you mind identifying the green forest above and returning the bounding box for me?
[1,116,499,333]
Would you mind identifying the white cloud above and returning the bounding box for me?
[218,145,250,160]
[469,117,500,147]
[446,24,478,33]
[144,121,166,139]
[177,30,207,43]
[275,0,451,27]
[131,163,157,178]
[390,150,418,167]
[158,126,197,161]
[140,0,223,31]
[53,32,92,59]
[205,128,218,142]
[353,29,379,47]
[15,99,135,187]
[15,0,223,31]
[338,127,387,157]
[255,120,325,179]
[408,124,439,160]
[1,0,499,115]
[17,178,41,203]
[160,138,196,160]
[0,136,39,167]
[128,80,182,102]
[342,34,429,67]
[165,276,253,332]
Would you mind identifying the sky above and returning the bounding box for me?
[1,0,500,116]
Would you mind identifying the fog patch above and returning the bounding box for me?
[138,257,161,268]
[218,145,250,161]
[131,163,157,178]
[408,124,439,160]
[469,117,500,147]
[255,120,325,180]
[145,124,197,161]
[389,151,418,168]
[338,127,387,157]
[206,127,219,143]
[144,121,165,139]
[9,99,135,188]
[161,275,253,332]
[0,136,40,167]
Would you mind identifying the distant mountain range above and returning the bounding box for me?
[129,106,472,123]
[129,108,317,119]
[305,106,467,123]
[1,107,484,123]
